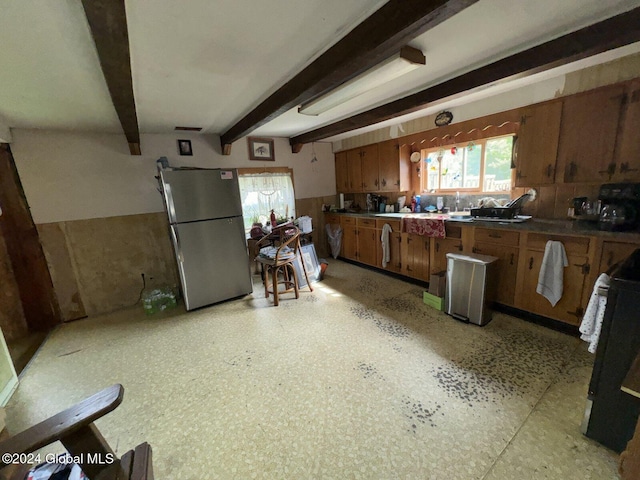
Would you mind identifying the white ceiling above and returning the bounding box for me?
[1,0,640,144]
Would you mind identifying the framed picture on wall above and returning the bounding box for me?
[178,139,193,156]
[248,137,275,161]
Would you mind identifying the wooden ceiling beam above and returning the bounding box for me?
[219,0,479,154]
[290,7,640,146]
[81,0,141,155]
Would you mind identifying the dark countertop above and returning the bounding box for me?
[325,211,640,242]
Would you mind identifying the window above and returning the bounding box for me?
[421,135,514,193]
[238,170,295,233]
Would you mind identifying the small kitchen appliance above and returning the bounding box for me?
[598,183,640,231]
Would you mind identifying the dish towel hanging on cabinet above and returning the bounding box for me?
[579,273,610,353]
[381,223,392,268]
[536,240,568,306]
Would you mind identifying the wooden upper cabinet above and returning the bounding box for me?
[346,149,363,192]
[335,151,349,192]
[558,83,626,183]
[360,144,379,191]
[378,140,411,192]
[333,141,410,194]
[514,101,562,186]
[614,78,640,182]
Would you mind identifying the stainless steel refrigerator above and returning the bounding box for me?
[160,168,252,310]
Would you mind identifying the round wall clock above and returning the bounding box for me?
[435,111,453,127]
[410,152,421,163]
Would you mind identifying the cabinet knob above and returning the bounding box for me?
[528,257,534,270]
[510,253,514,265]
[546,164,553,178]
[573,262,590,275]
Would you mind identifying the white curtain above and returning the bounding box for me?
[238,173,296,231]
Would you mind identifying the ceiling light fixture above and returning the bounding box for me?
[298,46,425,116]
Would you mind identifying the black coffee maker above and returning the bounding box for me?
[598,183,640,231]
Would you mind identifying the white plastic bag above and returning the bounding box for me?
[325,224,342,259]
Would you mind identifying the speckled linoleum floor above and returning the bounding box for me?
[5,260,620,479]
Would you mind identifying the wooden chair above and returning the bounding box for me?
[254,224,312,306]
[0,384,153,480]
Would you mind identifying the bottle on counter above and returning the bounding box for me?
[410,196,417,212]
[415,195,421,212]
[270,209,277,226]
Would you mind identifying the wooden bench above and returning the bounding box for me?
[0,384,153,480]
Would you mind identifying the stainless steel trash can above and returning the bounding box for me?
[445,252,499,326]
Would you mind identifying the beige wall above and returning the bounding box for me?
[10,130,336,224]
[8,130,336,319]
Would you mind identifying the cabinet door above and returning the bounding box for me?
[599,241,639,274]
[558,84,625,183]
[614,79,640,182]
[361,144,379,192]
[417,236,430,281]
[335,151,349,192]
[358,227,378,266]
[378,140,400,191]
[521,250,589,325]
[388,231,403,273]
[377,221,402,273]
[432,237,463,275]
[515,101,562,186]
[473,242,519,306]
[402,234,429,280]
[346,149,363,192]
[341,223,357,260]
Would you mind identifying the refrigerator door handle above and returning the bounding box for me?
[164,182,177,224]
[171,226,188,299]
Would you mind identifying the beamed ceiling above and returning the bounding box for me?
[1,0,640,155]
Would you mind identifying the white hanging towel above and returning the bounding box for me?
[381,223,393,268]
[536,240,568,306]
[579,273,610,353]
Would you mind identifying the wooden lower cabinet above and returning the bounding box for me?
[520,250,590,326]
[473,242,518,306]
[340,219,357,260]
[432,237,463,275]
[357,225,378,266]
[376,220,402,273]
[332,215,640,327]
[599,241,639,273]
[402,233,430,281]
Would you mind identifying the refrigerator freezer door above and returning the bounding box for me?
[161,169,242,223]
[171,217,252,310]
